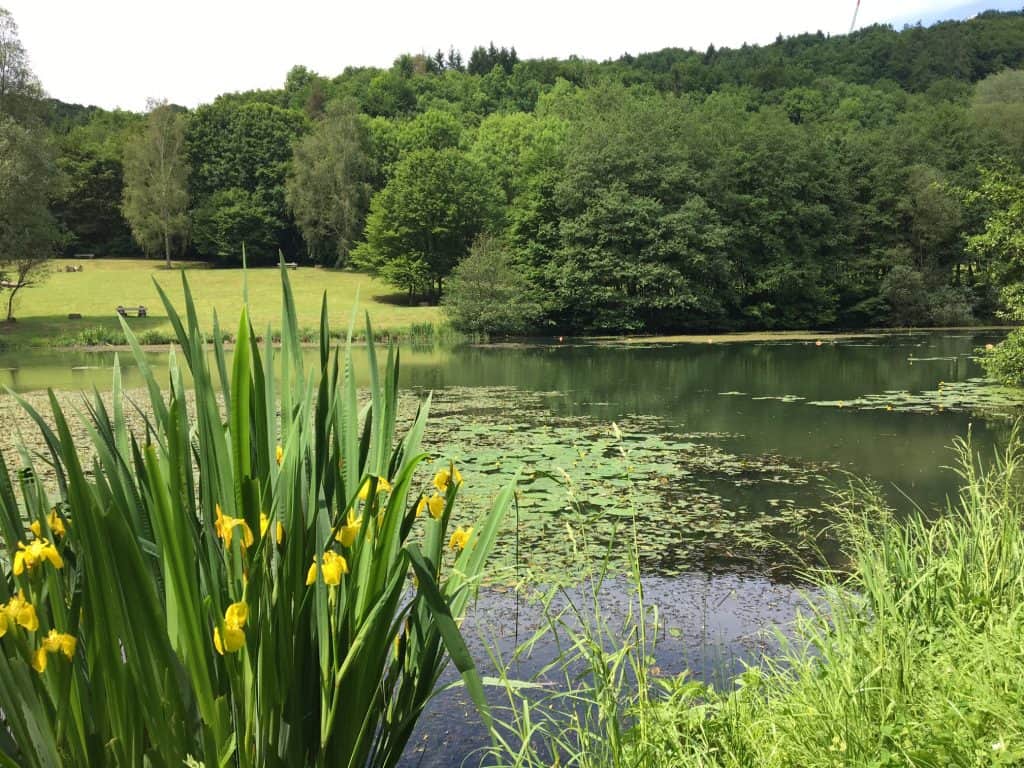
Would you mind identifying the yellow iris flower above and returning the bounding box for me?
[419,495,444,520]
[0,591,39,636]
[448,526,472,551]
[213,601,248,655]
[416,493,446,520]
[433,465,463,492]
[306,550,349,586]
[335,509,362,547]
[357,475,392,501]
[259,513,285,545]
[214,504,254,551]
[29,508,67,539]
[13,538,63,575]
[32,629,77,673]
[42,628,77,659]
[275,444,284,466]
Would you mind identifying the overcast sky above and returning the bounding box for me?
[4,0,1021,111]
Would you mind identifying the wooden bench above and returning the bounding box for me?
[284,262,298,270]
[116,305,148,318]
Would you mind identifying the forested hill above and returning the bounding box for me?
[624,11,1024,93]
[34,10,1024,332]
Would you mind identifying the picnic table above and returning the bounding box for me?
[116,305,148,318]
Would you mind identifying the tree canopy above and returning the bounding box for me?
[121,101,190,267]
[12,5,1024,334]
[0,115,60,319]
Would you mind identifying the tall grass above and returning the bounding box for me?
[0,266,514,767]
[487,432,1024,767]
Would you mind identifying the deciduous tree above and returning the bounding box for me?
[0,7,42,121]
[353,148,502,299]
[0,116,59,320]
[286,100,373,266]
[442,235,543,334]
[122,100,190,267]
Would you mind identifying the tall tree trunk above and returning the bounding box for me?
[164,230,171,269]
[6,286,17,321]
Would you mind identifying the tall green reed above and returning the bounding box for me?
[0,265,514,767]
[486,430,1024,768]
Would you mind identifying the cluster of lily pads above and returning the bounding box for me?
[807,378,1024,416]
[414,387,839,577]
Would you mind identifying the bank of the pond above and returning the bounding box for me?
[479,440,1024,768]
[587,325,1019,346]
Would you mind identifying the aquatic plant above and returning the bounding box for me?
[485,433,1024,767]
[0,267,514,767]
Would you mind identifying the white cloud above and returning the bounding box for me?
[5,0,1020,110]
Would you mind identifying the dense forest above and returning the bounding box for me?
[7,10,1024,333]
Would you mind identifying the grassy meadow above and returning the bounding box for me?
[0,259,443,347]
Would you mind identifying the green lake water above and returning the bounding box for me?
[2,330,1015,578]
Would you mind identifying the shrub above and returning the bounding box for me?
[980,328,1024,386]
[0,267,514,767]
[927,284,975,326]
[442,235,544,335]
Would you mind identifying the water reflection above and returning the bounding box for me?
[0,331,1010,514]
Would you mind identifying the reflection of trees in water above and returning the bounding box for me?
[423,335,1007,507]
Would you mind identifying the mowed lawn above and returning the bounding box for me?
[1,259,442,345]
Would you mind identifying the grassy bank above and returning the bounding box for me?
[0,259,444,348]
[489,435,1024,767]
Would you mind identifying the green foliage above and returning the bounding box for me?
[442,235,544,334]
[191,188,280,265]
[980,329,1024,385]
[363,68,416,118]
[185,100,308,260]
[880,262,974,327]
[121,102,190,266]
[186,100,308,201]
[395,108,464,154]
[971,69,1024,165]
[0,115,60,320]
[468,43,519,76]
[488,435,1024,767]
[55,110,142,257]
[0,268,514,766]
[965,166,1024,289]
[962,166,1024,383]
[26,9,1024,334]
[378,255,431,304]
[353,147,502,296]
[0,8,43,122]
[286,99,374,267]
[468,112,568,202]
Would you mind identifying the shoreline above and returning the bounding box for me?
[1,324,1015,354]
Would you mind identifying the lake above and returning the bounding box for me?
[0,330,1016,766]
[2,330,1016,580]
[2,331,1012,545]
